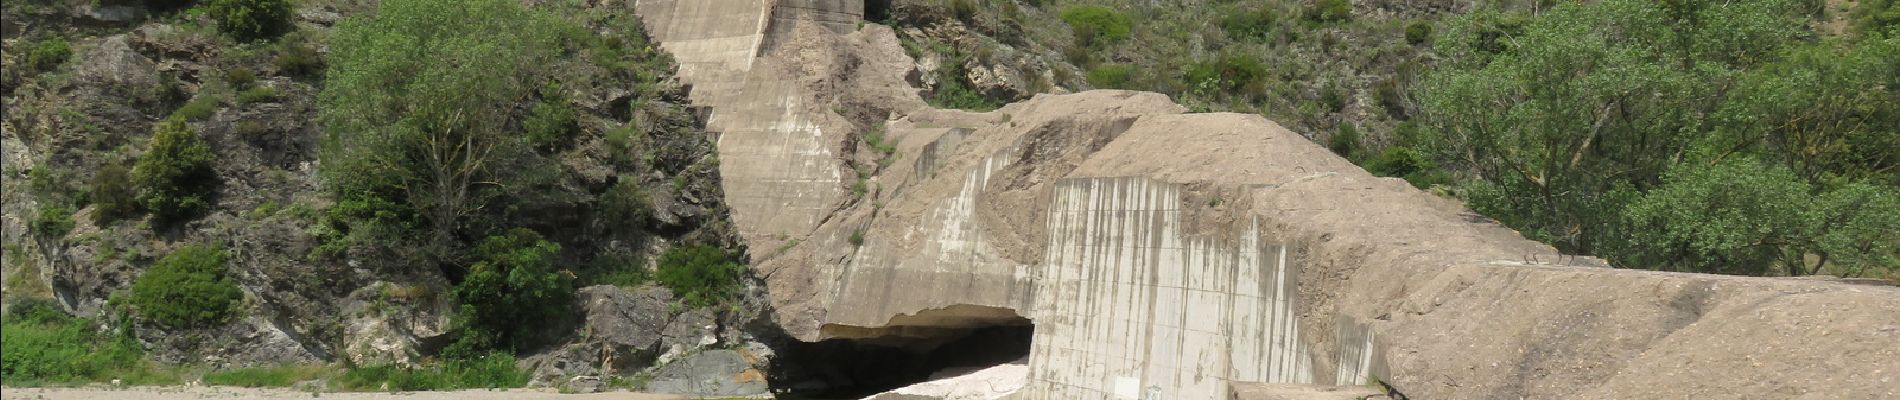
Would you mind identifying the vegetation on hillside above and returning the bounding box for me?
[893,0,1898,279]
[1414,0,1899,277]
[4,0,748,389]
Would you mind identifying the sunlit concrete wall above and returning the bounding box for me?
[1025,177,1370,400]
[633,0,848,247]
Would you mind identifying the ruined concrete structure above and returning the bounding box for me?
[631,1,1900,398]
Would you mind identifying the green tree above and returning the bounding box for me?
[448,229,572,356]
[1416,0,1804,252]
[133,117,218,225]
[208,0,292,42]
[129,244,243,328]
[1711,33,1900,188]
[320,0,564,250]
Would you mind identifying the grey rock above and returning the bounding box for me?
[77,35,158,90]
[75,5,146,26]
[644,349,769,397]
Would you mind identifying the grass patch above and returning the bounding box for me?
[333,354,528,392]
[0,298,181,387]
[201,364,332,387]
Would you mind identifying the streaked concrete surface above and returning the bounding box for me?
[1024,177,1328,399]
[629,2,1900,399]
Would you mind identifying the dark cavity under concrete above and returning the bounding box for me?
[768,319,1033,399]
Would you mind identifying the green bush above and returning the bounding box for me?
[133,117,218,225]
[272,39,324,78]
[1,298,171,387]
[654,245,744,307]
[237,86,277,105]
[90,162,141,226]
[1307,0,1352,23]
[1220,7,1278,41]
[1060,5,1132,49]
[1329,123,1361,159]
[1404,20,1434,45]
[448,229,572,355]
[523,83,578,151]
[334,353,527,391]
[22,36,71,73]
[173,94,220,121]
[129,244,243,328]
[597,180,653,230]
[30,204,74,238]
[209,0,292,42]
[1086,64,1138,89]
[225,68,257,90]
[1854,0,1900,32]
[1185,54,1269,96]
[1363,146,1444,189]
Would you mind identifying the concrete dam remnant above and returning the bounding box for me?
[631,1,1900,398]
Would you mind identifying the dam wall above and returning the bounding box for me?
[628,1,1900,398]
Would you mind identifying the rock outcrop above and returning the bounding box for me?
[632,1,1900,399]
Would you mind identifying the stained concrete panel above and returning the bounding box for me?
[1024,177,1333,400]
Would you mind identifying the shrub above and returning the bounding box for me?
[848,229,865,247]
[1060,5,1132,48]
[335,353,527,391]
[1,299,168,386]
[173,94,220,121]
[597,180,653,231]
[1329,123,1361,159]
[1086,64,1138,89]
[209,0,292,42]
[1185,53,1269,95]
[30,204,74,238]
[1363,146,1444,189]
[133,117,218,225]
[90,162,140,226]
[1220,7,1278,41]
[224,68,257,90]
[448,229,572,355]
[523,83,578,151]
[237,86,277,105]
[129,244,243,328]
[1307,0,1352,23]
[1404,20,1434,45]
[654,245,744,307]
[23,36,71,73]
[272,39,324,78]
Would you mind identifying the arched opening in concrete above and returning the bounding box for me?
[864,0,893,23]
[768,305,1033,399]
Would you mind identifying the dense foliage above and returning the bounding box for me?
[1415,0,1900,277]
[208,0,292,42]
[132,117,218,225]
[1060,5,1131,49]
[320,0,563,251]
[129,244,243,328]
[448,229,572,355]
[90,162,139,225]
[334,354,528,391]
[655,245,745,307]
[0,299,170,386]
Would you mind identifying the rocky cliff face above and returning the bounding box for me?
[1,1,765,392]
[636,1,1900,399]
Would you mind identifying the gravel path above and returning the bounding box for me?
[0,387,696,400]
